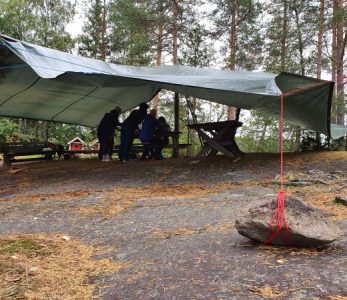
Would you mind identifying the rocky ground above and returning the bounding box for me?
[0,152,346,299]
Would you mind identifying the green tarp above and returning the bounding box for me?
[0,34,346,138]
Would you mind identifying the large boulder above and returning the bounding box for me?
[235,196,343,247]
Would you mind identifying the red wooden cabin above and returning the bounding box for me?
[67,137,85,151]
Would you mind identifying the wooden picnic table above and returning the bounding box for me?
[0,142,54,166]
[187,120,243,159]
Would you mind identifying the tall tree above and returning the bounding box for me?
[265,0,317,74]
[332,0,346,148]
[317,0,325,79]
[152,0,167,109]
[172,0,178,65]
[280,0,288,72]
[107,0,155,66]
[210,0,263,120]
[333,0,345,126]
[79,0,109,60]
[316,0,325,145]
[227,0,237,120]
[211,0,263,70]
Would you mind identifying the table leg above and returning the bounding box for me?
[197,130,236,159]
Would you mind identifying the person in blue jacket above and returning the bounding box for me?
[119,102,149,162]
[139,109,164,160]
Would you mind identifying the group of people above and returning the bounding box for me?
[97,102,170,162]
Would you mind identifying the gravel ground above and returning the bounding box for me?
[0,152,346,299]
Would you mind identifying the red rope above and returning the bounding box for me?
[266,93,288,244]
[265,80,332,244]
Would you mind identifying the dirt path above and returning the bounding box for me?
[0,152,346,299]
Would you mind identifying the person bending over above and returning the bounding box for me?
[119,102,149,162]
[97,106,122,161]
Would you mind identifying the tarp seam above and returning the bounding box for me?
[50,87,99,121]
[0,77,40,109]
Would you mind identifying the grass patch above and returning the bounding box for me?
[0,234,130,300]
[0,238,46,256]
[14,155,43,159]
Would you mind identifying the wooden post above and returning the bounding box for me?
[173,92,179,158]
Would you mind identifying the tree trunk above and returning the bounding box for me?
[333,0,345,149]
[295,126,301,151]
[280,0,288,72]
[331,3,337,123]
[153,2,164,109]
[228,0,237,120]
[317,0,324,79]
[293,4,305,76]
[316,0,324,145]
[172,0,178,65]
[335,0,344,125]
[257,124,268,151]
[101,0,107,61]
[291,1,302,151]
[172,0,179,157]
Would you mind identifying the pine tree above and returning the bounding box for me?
[264,0,317,75]
[107,0,156,66]
[333,0,345,126]
[331,0,346,149]
[210,0,263,120]
[210,0,263,71]
[78,0,109,60]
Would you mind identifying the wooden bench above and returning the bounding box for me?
[0,142,55,166]
[113,143,191,157]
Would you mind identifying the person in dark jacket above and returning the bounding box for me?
[119,102,149,162]
[157,116,171,158]
[97,106,122,161]
[139,109,160,159]
[157,116,171,146]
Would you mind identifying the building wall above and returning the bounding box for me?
[69,143,83,151]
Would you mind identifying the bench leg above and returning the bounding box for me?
[3,155,12,166]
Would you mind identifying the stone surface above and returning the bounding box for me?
[235,196,343,247]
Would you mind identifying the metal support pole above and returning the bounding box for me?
[173,92,179,158]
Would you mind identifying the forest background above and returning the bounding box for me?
[0,0,346,153]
